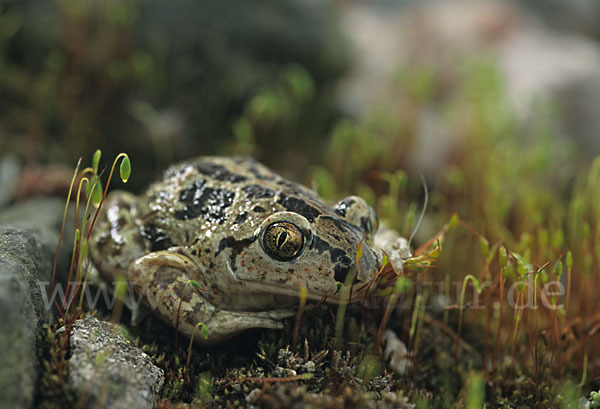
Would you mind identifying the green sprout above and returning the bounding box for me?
[455,275,482,366]
[51,150,131,318]
[186,322,209,380]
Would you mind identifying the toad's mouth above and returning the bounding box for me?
[224,277,375,309]
[215,282,374,313]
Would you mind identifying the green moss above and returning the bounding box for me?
[36,322,76,409]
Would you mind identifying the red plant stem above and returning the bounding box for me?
[361,263,386,324]
[491,270,504,391]
[534,301,540,407]
[509,292,523,378]
[483,281,493,375]
[566,262,572,319]
[480,244,499,376]
[86,154,127,241]
[51,158,82,316]
[414,228,446,256]
[63,177,92,317]
[64,185,84,315]
[524,301,539,407]
[454,275,481,368]
[454,308,463,367]
[64,246,81,316]
[546,312,558,385]
[61,237,79,315]
[375,280,401,351]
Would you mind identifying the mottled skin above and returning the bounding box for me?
[90,156,406,345]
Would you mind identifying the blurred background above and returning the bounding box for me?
[1,0,600,242]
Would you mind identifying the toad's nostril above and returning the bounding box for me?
[333,197,356,218]
[333,255,355,283]
[333,264,351,283]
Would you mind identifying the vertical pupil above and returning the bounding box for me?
[261,222,305,261]
[276,230,288,249]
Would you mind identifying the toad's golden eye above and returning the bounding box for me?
[261,222,305,261]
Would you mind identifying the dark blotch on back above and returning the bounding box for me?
[234,211,249,224]
[278,194,321,222]
[243,184,275,199]
[175,179,234,223]
[141,223,175,252]
[195,161,247,183]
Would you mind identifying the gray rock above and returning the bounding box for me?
[0,198,87,409]
[0,227,53,409]
[0,197,79,286]
[63,316,164,409]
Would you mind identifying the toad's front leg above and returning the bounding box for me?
[373,227,412,274]
[129,250,295,345]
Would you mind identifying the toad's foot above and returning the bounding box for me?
[129,250,295,345]
[373,227,412,274]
